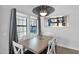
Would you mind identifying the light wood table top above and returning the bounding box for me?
[19,35,53,54]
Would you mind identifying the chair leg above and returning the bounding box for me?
[53,47,56,54]
[54,39,56,54]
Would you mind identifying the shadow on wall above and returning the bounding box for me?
[56,36,70,47]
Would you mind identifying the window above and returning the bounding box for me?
[44,16,67,27]
[16,15,27,40]
[16,13,38,40]
[29,17,38,38]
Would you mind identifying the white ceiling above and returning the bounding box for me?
[6,5,56,16]
[3,5,79,17]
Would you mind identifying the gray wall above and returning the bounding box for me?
[41,5,79,51]
[0,6,10,53]
[0,5,79,53]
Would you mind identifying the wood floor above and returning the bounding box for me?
[41,45,79,54]
[24,45,79,54]
[56,46,79,54]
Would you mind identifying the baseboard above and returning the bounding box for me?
[57,43,79,51]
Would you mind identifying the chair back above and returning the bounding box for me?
[47,38,56,54]
[13,41,23,54]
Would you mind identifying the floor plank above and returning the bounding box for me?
[56,46,79,54]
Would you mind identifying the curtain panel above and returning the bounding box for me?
[9,8,18,54]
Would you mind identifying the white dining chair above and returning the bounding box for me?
[13,41,23,54]
[20,36,28,51]
[47,38,56,54]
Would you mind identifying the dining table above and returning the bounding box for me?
[19,35,54,54]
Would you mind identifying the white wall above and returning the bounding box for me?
[41,5,79,51]
[0,6,10,54]
[0,5,79,54]
[0,5,36,54]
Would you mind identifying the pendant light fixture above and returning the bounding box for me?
[32,5,55,16]
[39,5,47,16]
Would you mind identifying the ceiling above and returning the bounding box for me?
[6,5,57,16]
[3,5,79,17]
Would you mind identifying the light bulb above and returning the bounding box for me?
[40,10,47,16]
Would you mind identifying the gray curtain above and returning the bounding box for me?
[9,8,18,54]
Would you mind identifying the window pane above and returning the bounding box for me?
[16,16,27,40]
[22,32,26,36]
[59,23,63,27]
[18,19,22,25]
[17,27,23,32]
[30,19,37,26]
[17,33,23,39]
[58,17,62,20]
[22,27,26,32]
[51,23,57,26]
[30,26,37,33]
[47,16,66,27]
[29,18,37,38]
[51,19,57,22]
[22,20,26,25]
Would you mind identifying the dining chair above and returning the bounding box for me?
[13,41,23,54]
[13,41,34,54]
[47,38,56,54]
[21,36,28,51]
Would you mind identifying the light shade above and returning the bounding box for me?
[32,5,55,16]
